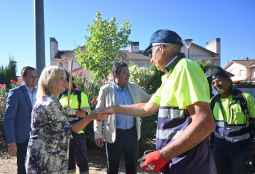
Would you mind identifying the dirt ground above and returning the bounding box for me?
[0,126,114,174]
[0,131,143,174]
[0,137,131,174]
[0,146,110,174]
[0,146,145,174]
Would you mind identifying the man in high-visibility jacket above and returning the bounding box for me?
[98,29,216,174]
[59,83,91,174]
[206,65,255,174]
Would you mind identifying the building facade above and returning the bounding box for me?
[182,38,221,65]
[225,59,255,82]
[50,37,221,78]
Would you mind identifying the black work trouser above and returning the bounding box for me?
[68,133,89,173]
[17,140,29,174]
[106,127,138,174]
[213,138,250,174]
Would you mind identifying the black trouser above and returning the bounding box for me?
[106,127,138,174]
[213,138,250,174]
[17,140,29,174]
[68,133,89,173]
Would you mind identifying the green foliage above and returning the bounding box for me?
[129,64,163,152]
[129,64,163,94]
[0,84,7,119]
[129,64,153,91]
[0,59,17,121]
[0,60,17,89]
[73,76,100,108]
[77,12,131,81]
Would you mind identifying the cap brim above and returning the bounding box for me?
[225,71,234,77]
[215,70,234,79]
[143,44,152,56]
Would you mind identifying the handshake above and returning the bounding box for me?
[65,107,115,121]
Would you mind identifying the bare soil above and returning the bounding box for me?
[0,146,111,174]
[0,135,112,174]
[0,129,143,174]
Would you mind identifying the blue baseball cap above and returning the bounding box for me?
[144,29,183,54]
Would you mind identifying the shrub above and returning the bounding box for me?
[0,60,17,145]
[129,64,163,94]
[129,64,163,153]
[0,84,7,120]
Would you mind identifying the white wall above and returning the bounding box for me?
[205,38,221,55]
[226,63,247,81]
[181,45,220,65]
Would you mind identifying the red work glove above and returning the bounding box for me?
[139,151,169,173]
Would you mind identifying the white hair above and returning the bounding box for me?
[36,65,66,101]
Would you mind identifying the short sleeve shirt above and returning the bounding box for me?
[151,58,216,174]
[150,59,210,109]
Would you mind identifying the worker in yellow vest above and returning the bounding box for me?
[59,82,91,174]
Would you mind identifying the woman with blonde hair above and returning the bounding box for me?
[25,65,97,174]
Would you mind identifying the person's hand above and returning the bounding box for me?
[96,106,116,116]
[139,150,168,173]
[95,138,104,148]
[81,111,107,121]
[83,115,93,123]
[7,143,17,156]
[94,111,109,121]
[90,96,97,106]
[75,110,87,118]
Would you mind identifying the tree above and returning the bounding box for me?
[0,59,17,89]
[77,12,131,81]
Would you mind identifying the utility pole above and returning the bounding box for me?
[34,0,45,74]
[184,39,193,59]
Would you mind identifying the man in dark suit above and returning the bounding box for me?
[4,66,37,174]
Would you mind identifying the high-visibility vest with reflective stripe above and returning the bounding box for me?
[212,94,252,143]
[150,57,214,173]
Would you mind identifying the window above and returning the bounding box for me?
[239,70,245,77]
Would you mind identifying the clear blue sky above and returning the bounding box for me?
[0,0,254,74]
